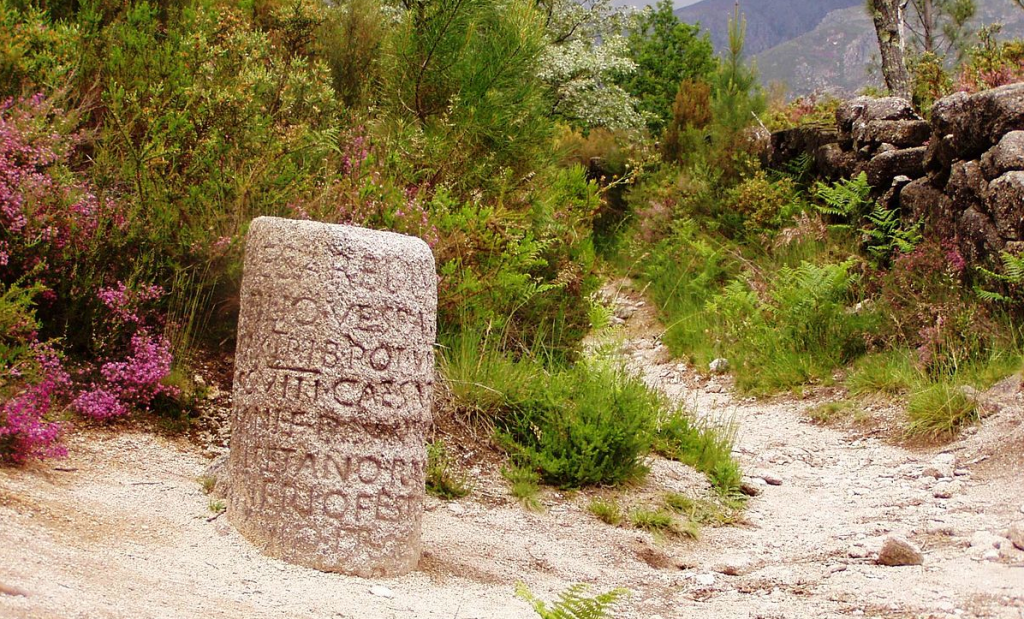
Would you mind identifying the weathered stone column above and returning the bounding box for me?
[227,217,436,577]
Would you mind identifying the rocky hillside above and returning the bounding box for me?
[673,0,862,56]
[757,0,1024,96]
[676,0,1024,96]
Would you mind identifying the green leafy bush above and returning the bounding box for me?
[500,363,659,488]
[725,170,799,234]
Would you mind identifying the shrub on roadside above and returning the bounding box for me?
[0,284,69,463]
[500,363,659,488]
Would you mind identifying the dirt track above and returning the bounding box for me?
[1,280,1022,619]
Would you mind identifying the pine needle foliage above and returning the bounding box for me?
[517,583,627,619]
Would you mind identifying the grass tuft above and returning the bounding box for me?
[653,410,741,495]
[502,464,543,511]
[906,383,978,439]
[846,350,917,396]
[426,441,472,500]
[587,497,623,526]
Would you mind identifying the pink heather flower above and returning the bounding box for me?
[72,388,129,420]
[96,332,178,411]
[96,281,165,330]
[0,344,70,463]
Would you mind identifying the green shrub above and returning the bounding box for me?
[709,260,874,394]
[725,170,799,234]
[500,363,659,488]
[426,441,471,500]
[643,219,738,367]
[502,464,542,511]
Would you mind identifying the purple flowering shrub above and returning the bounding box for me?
[73,282,179,420]
[0,96,127,299]
[1,96,179,460]
[0,284,70,463]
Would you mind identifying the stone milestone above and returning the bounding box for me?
[226,217,437,577]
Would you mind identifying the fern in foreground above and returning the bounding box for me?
[517,583,627,619]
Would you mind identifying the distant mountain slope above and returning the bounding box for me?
[755,0,1024,97]
[756,6,882,97]
[673,0,862,56]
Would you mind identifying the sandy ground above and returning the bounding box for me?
[1,279,1022,619]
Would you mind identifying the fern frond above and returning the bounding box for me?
[974,285,1011,303]
[517,583,628,619]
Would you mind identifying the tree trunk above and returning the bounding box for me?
[869,0,912,101]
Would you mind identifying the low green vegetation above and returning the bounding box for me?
[425,441,471,500]
[587,498,624,526]
[663,492,743,527]
[517,583,627,619]
[502,465,543,511]
[806,400,861,426]
[653,412,741,495]
[628,507,675,534]
[906,383,979,440]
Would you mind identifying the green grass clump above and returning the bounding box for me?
[806,400,858,425]
[664,491,742,526]
[846,350,917,396]
[653,411,741,495]
[198,475,216,495]
[587,497,623,525]
[629,506,698,539]
[628,507,674,532]
[208,499,226,514]
[426,441,472,500]
[439,330,542,429]
[906,383,979,439]
[502,464,543,511]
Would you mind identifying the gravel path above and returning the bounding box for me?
[0,280,1021,618]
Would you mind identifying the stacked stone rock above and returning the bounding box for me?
[769,82,1024,270]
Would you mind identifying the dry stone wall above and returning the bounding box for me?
[769,83,1024,269]
[226,217,436,577]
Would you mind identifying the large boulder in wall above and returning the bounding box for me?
[865,146,926,190]
[946,160,989,213]
[769,126,839,170]
[815,143,859,179]
[981,131,1024,181]
[853,119,931,150]
[986,171,1024,241]
[943,83,1024,160]
[957,207,1005,265]
[837,97,918,144]
[901,176,955,236]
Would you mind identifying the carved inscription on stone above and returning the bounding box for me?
[226,217,436,577]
